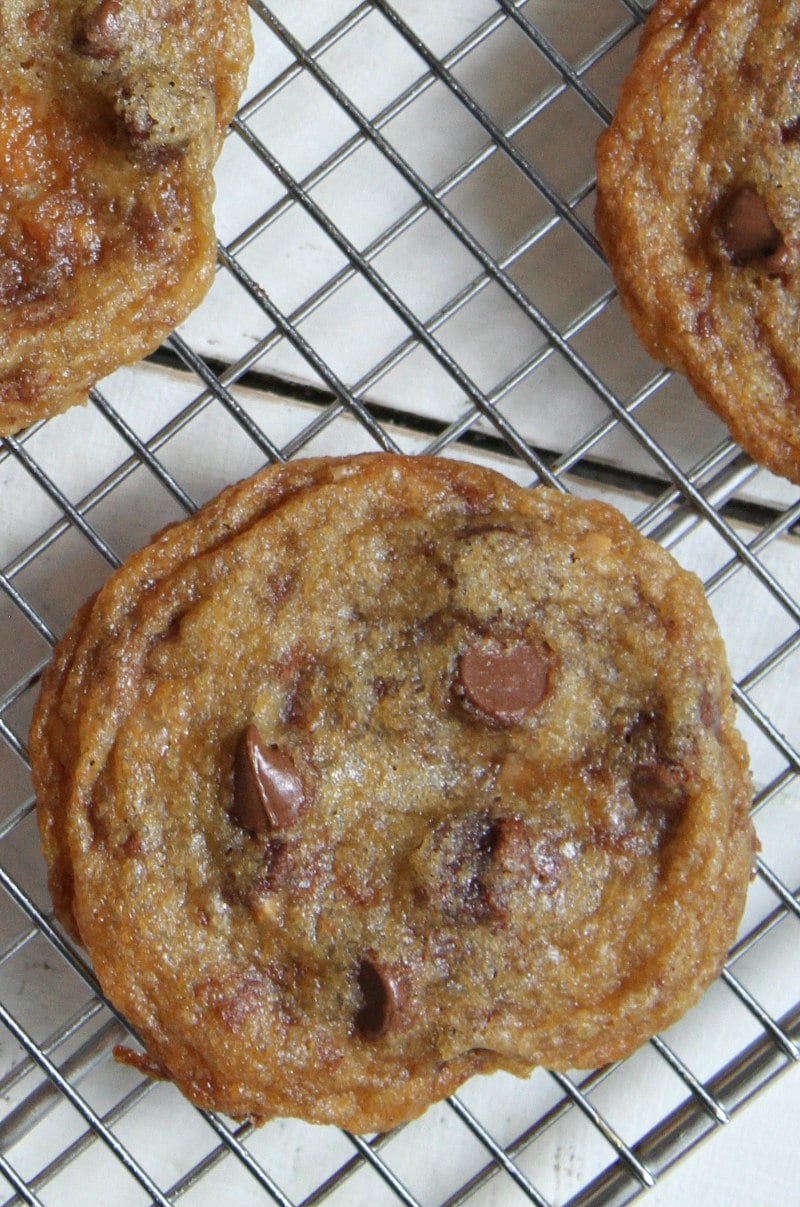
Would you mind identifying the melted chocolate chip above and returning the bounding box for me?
[416,810,494,920]
[622,711,689,822]
[75,0,123,59]
[457,642,550,724]
[485,816,562,914]
[355,957,398,1040]
[25,6,48,36]
[719,186,783,267]
[251,838,292,894]
[231,725,305,834]
[112,81,191,161]
[413,810,559,923]
[699,689,722,734]
[781,117,800,144]
[630,761,688,816]
[119,91,157,143]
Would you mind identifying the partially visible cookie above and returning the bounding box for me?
[30,454,755,1132]
[595,0,800,482]
[0,0,253,434]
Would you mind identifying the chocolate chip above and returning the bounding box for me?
[355,957,398,1040]
[781,117,800,144]
[75,0,123,59]
[457,642,550,724]
[719,185,783,266]
[231,725,305,834]
[630,761,688,816]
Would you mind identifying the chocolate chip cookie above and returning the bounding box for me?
[595,0,800,482]
[0,0,252,434]
[29,454,755,1132]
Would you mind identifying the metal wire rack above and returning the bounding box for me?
[0,0,799,1203]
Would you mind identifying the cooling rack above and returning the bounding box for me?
[1,0,799,1203]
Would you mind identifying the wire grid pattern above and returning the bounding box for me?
[0,0,799,1203]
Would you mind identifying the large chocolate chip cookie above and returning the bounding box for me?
[595,0,800,482]
[0,0,252,434]
[29,454,755,1131]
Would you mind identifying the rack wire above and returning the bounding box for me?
[1,1,799,1203]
